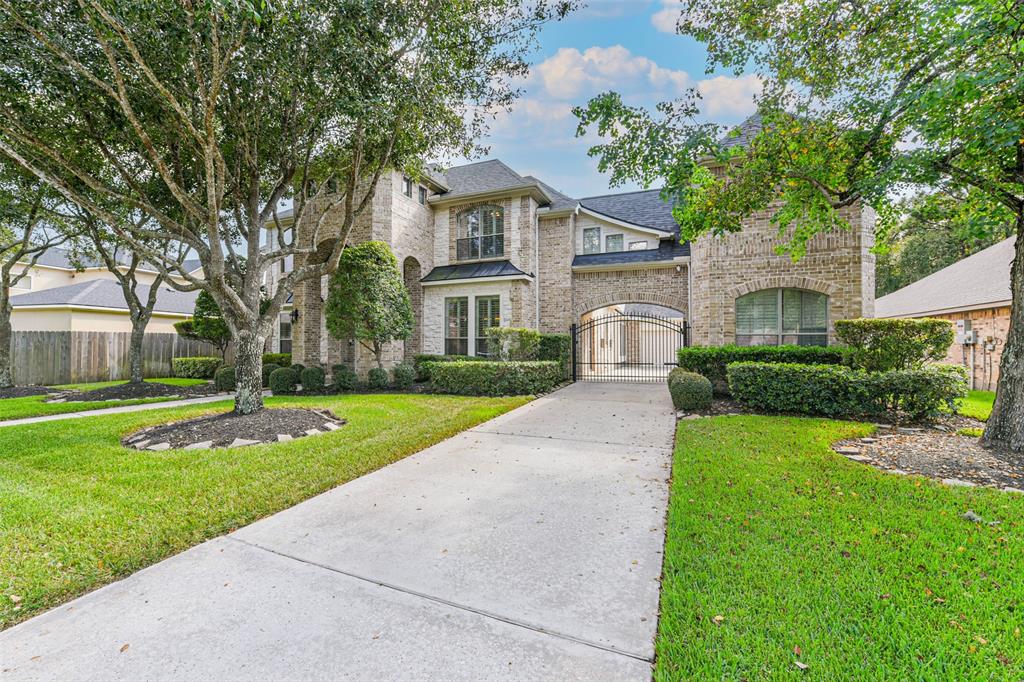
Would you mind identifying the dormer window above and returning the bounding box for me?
[456,205,504,260]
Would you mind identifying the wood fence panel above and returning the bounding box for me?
[11,331,222,386]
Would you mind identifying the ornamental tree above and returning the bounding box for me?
[0,0,572,414]
[574,0,1024,452]
[324,241,413,370]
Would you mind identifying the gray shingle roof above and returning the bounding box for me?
[10,279,199,315]
[875,236,1015,318]
[572,238,690,267]
[422,260,530,283]
[29,247,202,276]
[523,175,576,211]
[719,113,765,150]
[432,159,533,200]
[578,189,681,235]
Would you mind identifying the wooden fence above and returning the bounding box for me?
[11,331,224,386]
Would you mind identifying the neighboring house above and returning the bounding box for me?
[268,115,875,379]
[876,237,1014,392]
[8,248,202,334]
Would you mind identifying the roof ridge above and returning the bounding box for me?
[579,188,665,201]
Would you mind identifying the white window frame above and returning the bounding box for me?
[403,176,413,198]
[628,240,647,251]
[582,226,601,254]
[605,233,624,252]
[735,288,829,346]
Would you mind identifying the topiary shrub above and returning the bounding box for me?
[261,363,281,388]
[834,318,954,371]
[171,356,221,379]
[290,363,306,376]
[677,345,849,394]
[412,353,487,382]
[262,353,291,367]
[269,366,299,394]
[425,360,563,396]
[392,363,416,389]
[726,361,967,421]
[538,333,571,378]
[332,364,357,391]
[214,365,236,392]
[667,368,713,411]
[300,366,325,392]
[483,327,540,360]
[367,367,389,389]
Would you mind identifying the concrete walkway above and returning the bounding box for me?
[0,383,676,681]
[0,393,238,428]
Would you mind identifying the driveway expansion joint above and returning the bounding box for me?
[469,427,674,452]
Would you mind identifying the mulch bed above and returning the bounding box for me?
[0,386,56,399]
[122,407,345,450]
[49,381,219,403]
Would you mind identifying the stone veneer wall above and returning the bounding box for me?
[537,215,574,333]
[571,265,690,320]
[934,306,1009,393]
[688,202,875,346]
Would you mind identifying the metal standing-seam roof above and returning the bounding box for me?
[875,236,1015,318]
[421,260,530,283]
[9,279,199,315]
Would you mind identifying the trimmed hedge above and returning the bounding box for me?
[538,333,571,377]
[668,368,713,411]
[727,361,967,421]
[367,367,389,389]
[425,360,563,396]
[393,363,416,389]
[484,327,540,361]
[834,318,954,371]
[332,364,357,392]
[261,363,281,388]
[678,345,848,393]
[262,353,291,367]
[412,353,486,382]
[269,366,299,394]
[172,356,221,379]
[214,365,236,392]
[290,363,306,375]
[300,366,325,392]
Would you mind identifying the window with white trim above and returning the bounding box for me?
[735,288,828,346]
[628,240,647,251]
[278,312,293,353]
[445,297,469,355]
[605,234,624,252]
[582,227,600,254]
[456,205,504,260]
[475,296,500,357]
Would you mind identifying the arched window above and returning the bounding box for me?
[456,205,504,260]
[735,289,828,346]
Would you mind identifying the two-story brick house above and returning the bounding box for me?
[271,120,875,379]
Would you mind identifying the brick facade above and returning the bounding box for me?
[572,265,690,319]
[934,306,1009,392]
[537,215,573,333]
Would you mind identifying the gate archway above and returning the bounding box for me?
[571,305,688,382]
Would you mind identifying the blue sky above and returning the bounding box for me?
[449,0,762,199]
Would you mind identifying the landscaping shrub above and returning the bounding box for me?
[538,333,571,377]
[262,353,291,367]
[261,363,281,388]
[368,367,389,389]
[331,364,357,392]
[392,363,416,389]
[425,360,562,396]
[269,366,299,394]
[300,366,325,392]
[214,366,236,392]
[290,363,306,375]
[171,356,221,379]
[726,361,967,421]
[834,318,954,371]
[412,353,486,382]
[678,345,848,393]
[483,327,540,361]
[667,368,713,411]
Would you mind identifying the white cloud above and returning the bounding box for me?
[696,74,762,118]
[532,46,691,100]
[650,1,682,33]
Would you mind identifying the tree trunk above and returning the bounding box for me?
[127,313,148,384]
[0,297,12,389]
[981,217,1024,452]
[234,328,266,415]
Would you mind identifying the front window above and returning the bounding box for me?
[605,234,624,252]
[418,186,427,204]
[582,227,600,254]
[279,313,293,353]
[445,297,469,355]
[403,176,413,197]
[456,205,504,260]
[735,288,828,346]
[475,296,500,357]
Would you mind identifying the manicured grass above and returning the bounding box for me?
[0,378,209,421]
[51,377,208,391]
[958,390,996,422]
[658,415,1024,679]
[0,393,528,628]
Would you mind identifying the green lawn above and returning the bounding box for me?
[0,378,209,422]
[958,390,996,422]
[0,393,527,628]
[658,415,1023,679]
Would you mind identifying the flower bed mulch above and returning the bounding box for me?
[0,386,56,399]
[122,407,345,450]
[49,381,219,403]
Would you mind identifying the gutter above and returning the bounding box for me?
[12,304,192,317]
[421,273,535,287]
[571,256,690,273]
[876,299,1012,319]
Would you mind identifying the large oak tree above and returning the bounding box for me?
[575,0,1024,451]
[0,0,571,413]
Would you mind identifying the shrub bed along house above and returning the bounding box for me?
[331,364,357,391]
[214,366,236,392]
[269,366,299,394]
[171,356,222,379]
[834,318,953,372]
[300,366,325,392]
[424,360,563,396]
[677,345,848,394]
[538,332,571,377]
[412,353,487,382]
[261,363,281,388]
[393,363,415,389]
[727,362,967,421]
[668,368,713,411]
[261,353,291,367]
[367,367,389,389]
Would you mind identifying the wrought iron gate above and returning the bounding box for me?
[571,313,688,383]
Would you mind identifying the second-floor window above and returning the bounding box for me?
[605,234,624,252]
[457,205,504,260]
[418,186,428,204]
[403,176,413,197]
[582,227,600,254]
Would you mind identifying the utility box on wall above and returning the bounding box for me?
[955,319,976,345]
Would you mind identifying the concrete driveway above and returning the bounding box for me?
[0,382,676,681]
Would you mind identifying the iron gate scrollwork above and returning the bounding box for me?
[571,312,689,383]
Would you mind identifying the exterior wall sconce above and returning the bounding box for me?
[290,309,300,323]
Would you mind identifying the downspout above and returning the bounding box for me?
[534,202,540,330]
[687,255,693,345]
